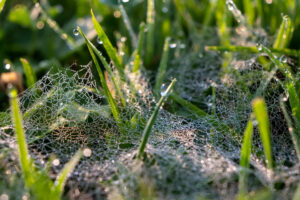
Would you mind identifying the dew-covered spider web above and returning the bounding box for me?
[1,28,300,200]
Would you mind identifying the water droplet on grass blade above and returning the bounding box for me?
[256,43,263,51]
[73,27,79,36]
[169,43,177,48]
[4,63,11,70]
[279,56,287,63]
[160,83,170,97]
[96,37,103,45]
[122,0,129,2]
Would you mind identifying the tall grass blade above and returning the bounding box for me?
[154,37,170,99]
[0,0,6,13]
[91,9,124,74]
[8,87,34,186]
[53,149,82,199]
[252,98,273,169]
[20,58,37,88]
[119,4,137,48]
[78,27,124,134]
[216,0,230,46]
[133,23,145,73]
[280,98,300,161]
[273,15,294,49]
[137,79,176,159]
[238,118,254,199]
[78,27,126,107]
[145,0,155,66]
[243,0,255,26]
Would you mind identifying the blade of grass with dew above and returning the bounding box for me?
[216,0,230,46]
[273,15,294,49]
[252,98,273,169]
[78,28,125,134]
[145,0,155,66]
[154,37,170,99]
[205,45,299,57]
[91,9,124,74]
[137,79,176,159]
[0,0,6,13]
[260,45,300,122]
[78,27,126,106]
[52,149,82,199]
[280,98,300,161]
[119,4,137,48]
[20,58,37,88]
[238,118,254,199]
[9,87,34,186]
[133,23,145,73]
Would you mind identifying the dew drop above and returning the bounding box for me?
[282,96,288,102]
[256,43,263,51]
[169,43,177,48]
[162,7,168,13]
[160,83,170,97]
[122,0,129,2]
[73,27,79,36]
[226,0,234,11]
[4,63,11,70]
[279,56,287,63]
[83,148,92,157]
[253,120,258,126]
[60,102,64,106]
[96,37,103,45]
[52,159,60,166]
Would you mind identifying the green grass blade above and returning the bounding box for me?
[238,118,253,199]
[0,0,6,13]
[252,98,273,169]
[280,98,300,161]
[293,182,300,200]
[240,118,254,168]
[133,22,145,73]
[243,0,255,26]
[9,88,34,186]
[91,9,124,74]
[53,149,82,198]
[216,0,230,46]
[205,45,299,57]
[137,79,176,159]
[78,27,124,134]
[145,0,155,66]
[273,15,294,49]
[78,27,126,107]
[119,4,137,48]
[154,37,170,99]
[20,58,37,88]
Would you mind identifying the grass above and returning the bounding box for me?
[1,0,300,199]
[137,78,176,159]
[8,87,82,200]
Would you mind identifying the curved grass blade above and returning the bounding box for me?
[273,15,294,49]
[9,87,34,186]
[78,27,126,107]
[91,9,124,75]
[78,27,124,134]
[252,98,273,169]
[52,149,82,199]
[20,58,37,88]
[0,0,6,13]
[280,98,300,161]
[154,37,170,99]
[137,79,176,159]
[133,23,145,73]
